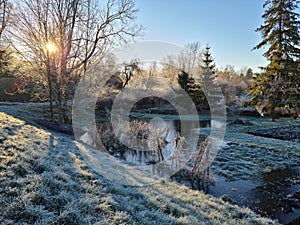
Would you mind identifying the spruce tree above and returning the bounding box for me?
[177,71,205,107]
[200,44,216,88]
[202,44,216,73]
[199,44,218,109]
[250,0,300,120]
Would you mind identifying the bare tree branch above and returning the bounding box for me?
[9,0,143,122]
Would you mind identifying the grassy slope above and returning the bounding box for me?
[0,111,278,225]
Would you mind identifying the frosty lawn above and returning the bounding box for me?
[0,111,277,224]
[211,117,300,181]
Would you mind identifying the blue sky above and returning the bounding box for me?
[135,0,269,73]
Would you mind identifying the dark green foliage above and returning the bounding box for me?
[177,44,221,110]
[200,44,216,88]
[245,68,254,80]
[250,0,300,120]
[202,44,216,72]
[199,44,221,109]
[177,71,206,107]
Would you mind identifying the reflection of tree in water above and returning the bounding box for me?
[94,118,175,165]
[171,166,214,194]
[94,114,214,191]
[190,138,213,192]
[148,118,168,164]
[170,137,216,193]
[251,167,300,221]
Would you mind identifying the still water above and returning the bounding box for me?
[117,116,300,224]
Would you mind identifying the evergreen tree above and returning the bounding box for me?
[250,0,300,120]
[202,44,216,73]
[177,71,189,93]
[245,68,254,80]
[177,71,205,107]
[199,44,218,109]
[200,44,216,88]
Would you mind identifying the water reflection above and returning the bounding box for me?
[181,166,300,225]
[121,120,177,166]
[252,167,300,224]
[119,118,213,166]
[80,112,299,224]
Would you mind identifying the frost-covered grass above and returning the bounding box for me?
[0,102,50,126]
[0,111,277,224]
[211,116,300,181]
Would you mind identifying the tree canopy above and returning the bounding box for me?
[8,0,143,122]
[250,0,300,120]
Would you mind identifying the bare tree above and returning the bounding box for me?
[162,42,202,83]
[177,42,201,76]
[0,0,12,41]
[9,0,143,122]
[0,0,13,79]
[121,59,141,88]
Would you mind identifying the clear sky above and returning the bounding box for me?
[135,0,270,73]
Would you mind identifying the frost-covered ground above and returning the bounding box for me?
[0,104,277,224]
[211,117,300,181]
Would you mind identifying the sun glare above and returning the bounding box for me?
[45,42,57,54]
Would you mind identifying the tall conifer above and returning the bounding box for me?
[250,0,300,120]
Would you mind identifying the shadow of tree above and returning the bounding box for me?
[0,112,277,225]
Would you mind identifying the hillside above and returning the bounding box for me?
[0,110,279,224]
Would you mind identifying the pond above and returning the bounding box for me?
[118,115,211,167]
[176,166,300,225]
[92,112,300,224]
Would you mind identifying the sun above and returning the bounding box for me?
[45,42,57,54]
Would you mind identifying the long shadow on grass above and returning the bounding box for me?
[74,142,260,224]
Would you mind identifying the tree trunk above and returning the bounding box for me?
[47,66,54,122]
[270,107,277,122]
